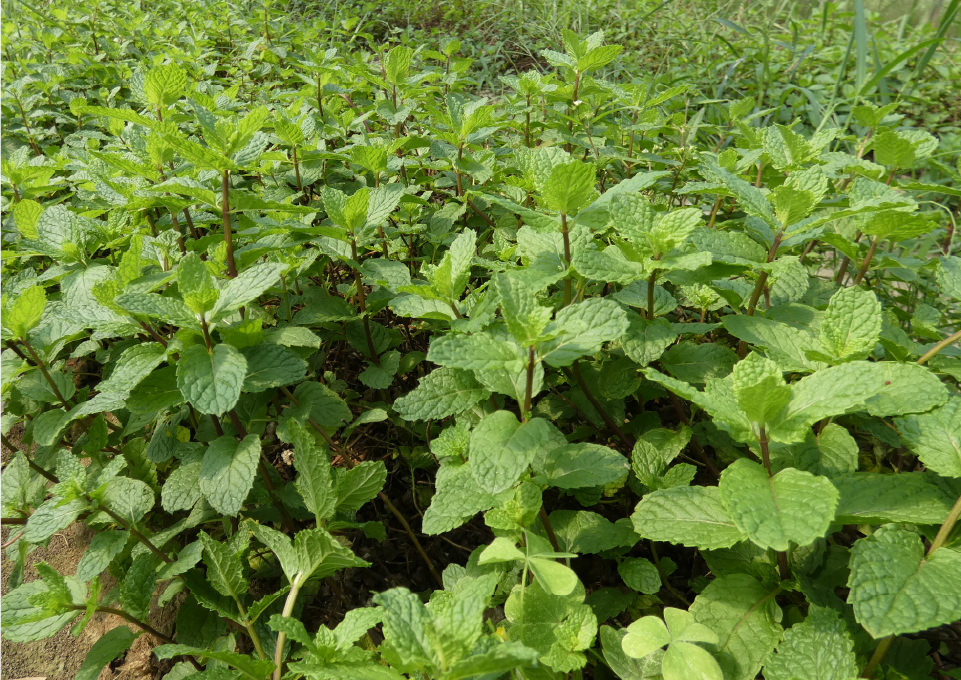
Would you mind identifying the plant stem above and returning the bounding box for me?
[272,572,304,680]
[852,234,880,285]
[350,237,380,365]
[647,270,658,320]
[561,213,572,305]
[746,228,784,316]
[222,171,238,278]
[538,506,561,554]
[12,340,72,409]
[861,635,894,679]
[378,492,443,587]
[522,346,535,421]
[917,328,961,365]
[570,363,632,450]
[291,145,302,193]
[928,492,961,556]
[80,605,175,644]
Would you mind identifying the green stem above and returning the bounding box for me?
[350,237,380,365]
[647,270,658,320]
[570,363,632,450]
[538,506,561,555]
[379,492,443,587]
[861,635,894,678]
[916,328,961,366]
[13,340,72,409]
[222,171,238,278]
[928,492,961,556]
[522,346,535,421]
[272,572,304,680]
[852,234,880,286]
[561,213,572,305]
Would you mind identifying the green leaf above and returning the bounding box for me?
[3,285,46,339]
[198,531,248,601]
[199,435,260,516]
[144,63,186,109]
[542,160,596,215]
[620,317,678,366]
[730,353,790,425]
[25,497,87,543]
[618,558,661,595]
[662,641,723,680]
[661,342,738,385]
[897,397,961,478]
[291,381,352,429]
[631,486,746,550]
[689,574,782,680]
[76,531,128,582]
[241,343,307,392]
[833,472,959,524]
[211,262,286,317]
[469,411,547,494]
[99,342,167,394]
[847,524,961,637]
[479,536,526,564]
[422,461,497,535]
[550,510,638,554]
[529,556,580,596]
[622,615,670,659]
[763,606,858,680]
[429,228,475,302]
[153,644,274,678]
[334,461,387,512]
[504,579,597,673]
[540,298,630,367]
[75,626,136,680]
[577,44,622,72]
[494,272,553,346]
[719,460,838,551]
[161,460,202,512]
[393,368,489,421]
[818,287,881,361]
[178,252,219,316]
[427,333,524,373]
[384,45,413,84]
[289,422,336,525]
[537,443,627,489]
[176,343,247,416]
[373,587,438,670]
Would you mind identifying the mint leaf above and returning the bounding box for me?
[469,411,548,493]
[690,574,782,680]
[631,486,746,550]
[719,460,838,551]
[540,298,629,367]
[177,343,247,416]
[847,524,961,637]
[818,287,881,361]
[199,435,260,516]
[3,285,46,339]
[763,607,857,680]
[393,368,489,421]
[542,160,596,215]
[75,626,136,680]
[536,443,627,489]
[833,472,959,525]
[897,397,961,478]
[427,333,524,373]
[241,343,307,392]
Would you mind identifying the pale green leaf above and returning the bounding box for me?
[847,524,961,637]
[199,435,260,516]
[176,344,247,416]
[631,486,746,550]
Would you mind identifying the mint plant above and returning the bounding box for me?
[2,2,960,679]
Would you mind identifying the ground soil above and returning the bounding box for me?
[1,431,177,680]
